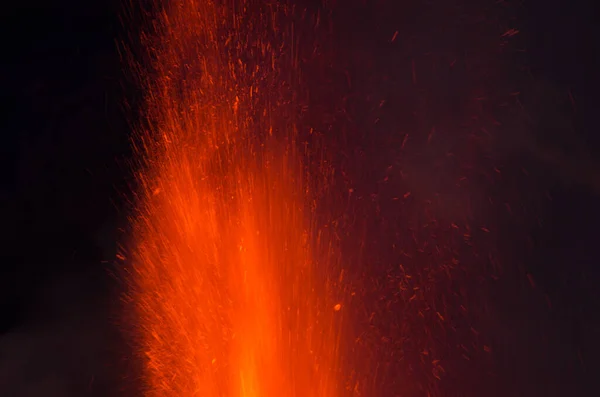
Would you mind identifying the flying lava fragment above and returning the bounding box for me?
[125,1,344,396]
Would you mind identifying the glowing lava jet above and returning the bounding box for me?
[125,1,343,396]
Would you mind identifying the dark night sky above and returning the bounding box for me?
[1,0,599,396]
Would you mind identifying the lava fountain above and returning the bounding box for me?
[125,0,343,396]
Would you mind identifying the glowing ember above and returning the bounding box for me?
[126,1,342,396]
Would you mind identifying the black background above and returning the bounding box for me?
[1,0,599,395]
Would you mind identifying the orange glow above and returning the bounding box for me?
[127,1,342,396]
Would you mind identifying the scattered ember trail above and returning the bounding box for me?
[121,0,530,396]
[126,1,342,396]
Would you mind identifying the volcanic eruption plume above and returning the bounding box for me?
[119,0,534,395]
[124,1,344,396]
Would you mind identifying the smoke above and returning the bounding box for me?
[0,265,121,396]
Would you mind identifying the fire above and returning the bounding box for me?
[126,1,342,396]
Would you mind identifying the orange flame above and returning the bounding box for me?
[127,1,343,395]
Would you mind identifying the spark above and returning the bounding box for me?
[125,1,343,396]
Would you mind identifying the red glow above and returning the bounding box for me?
[127,1,343,396]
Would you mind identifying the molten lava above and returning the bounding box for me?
[127,1,342,396]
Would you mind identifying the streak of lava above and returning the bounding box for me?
[126,1,343,396]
